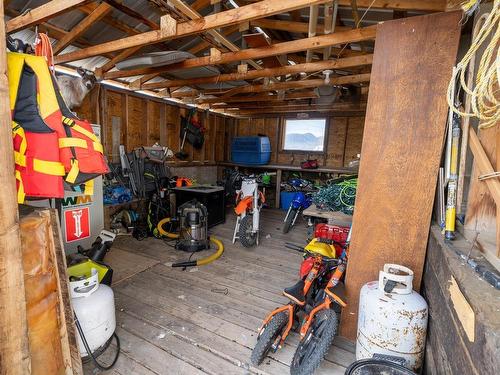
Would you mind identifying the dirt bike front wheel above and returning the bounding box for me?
[250,311,289,366]
[282,208,297,234]
[239,214,257,247]
[290,309,338,375]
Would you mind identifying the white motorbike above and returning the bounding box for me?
[232,175,266,247]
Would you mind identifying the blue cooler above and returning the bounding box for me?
[231,136,271,165]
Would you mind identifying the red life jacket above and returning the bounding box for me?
[8,53,108,203]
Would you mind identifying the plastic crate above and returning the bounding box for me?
[231,136,271,165]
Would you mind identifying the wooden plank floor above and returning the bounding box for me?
[84,209,355,375]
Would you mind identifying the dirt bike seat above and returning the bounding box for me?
[283,279,306,305]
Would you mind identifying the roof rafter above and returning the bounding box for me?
[53,2,113,54]
[6,0,92,33]
[250,18,349,34]
[54,0,333,64]
[199,90,319,104]
[141,54,373,90]
[240,0,448,12]
[217,73,370,98]
[104,25,376,79]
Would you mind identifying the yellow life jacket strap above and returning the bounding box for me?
[15,170,25,204]
[65,159,79,184]
[63,117,99,142]
[59,137,87,149]
[32,159,66,176]
[62,117,104,154]
[14,151,26,167]
[83,179,94,195]
[92,141,104,154]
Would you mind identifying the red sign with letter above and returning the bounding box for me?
[64,207,90,242]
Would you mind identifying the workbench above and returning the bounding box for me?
[302,206,353,227]
[219,162,357,208]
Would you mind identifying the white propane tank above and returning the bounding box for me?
[356,264,428,372]
[71,268,116,356]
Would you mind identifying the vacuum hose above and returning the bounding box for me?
[172,237,224,268]
[156,217,179,239]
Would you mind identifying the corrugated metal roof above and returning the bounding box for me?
[5,0,421,106]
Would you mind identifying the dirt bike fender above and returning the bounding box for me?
[235,196,253,215]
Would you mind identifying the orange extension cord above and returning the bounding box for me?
[34,33,54,69]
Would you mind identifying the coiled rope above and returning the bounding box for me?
[446,0,499,129]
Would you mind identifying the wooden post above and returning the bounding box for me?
[0,1,31,374]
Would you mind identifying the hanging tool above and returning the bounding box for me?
[445,113,461,240]
[175,126,188,160]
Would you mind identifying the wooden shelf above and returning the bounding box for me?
[218,162,358,175]
[219,162,357,208]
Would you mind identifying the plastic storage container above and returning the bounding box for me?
[231,136,271,165]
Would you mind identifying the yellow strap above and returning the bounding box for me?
[83,179,94,195]
[32,159,66,176]
[92,141,104,154]
[15,170,25,204]
[59,137,88,149]
[65,159,79,184]
[63,118,99,143]
[14,151,26,167]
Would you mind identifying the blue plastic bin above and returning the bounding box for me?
[280,191,295,211]
[231,136,271,165]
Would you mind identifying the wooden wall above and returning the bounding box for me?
[75,85,236,164]
[234,116,365,167]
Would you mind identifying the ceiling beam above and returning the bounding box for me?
[54,0,332,64]
[225,102,367,114]
[241,0,448,12]
[250,18,349,34]
[6,0,91,33]
[198,90,319,104]
[167,0,263,71]
[104,25,376,79]
[53,2,113,54]
[188,24,240,55]
[218,73,370,98]
[104,0,158,29]
[80,3,143,35]
[141,54,373,90]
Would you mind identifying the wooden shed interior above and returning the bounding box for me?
[0,1,498,375]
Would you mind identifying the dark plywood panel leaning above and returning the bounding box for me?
[340,11,462,340]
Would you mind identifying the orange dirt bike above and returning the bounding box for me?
[251,227,351,375]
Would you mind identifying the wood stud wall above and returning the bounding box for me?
[76,85,364,168]
[236,116,365,167]
[76,85,237,164]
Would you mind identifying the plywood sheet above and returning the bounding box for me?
[340,11,462,339]
[147,101,162,145]
[127,95,147,150]
[326,117,348,167]
[344,117,364,166]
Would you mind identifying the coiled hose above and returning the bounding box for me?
[172,237,224,268]
[156,217,179,239]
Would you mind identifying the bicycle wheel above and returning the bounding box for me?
[251,311,289,366]
[290,309,338,375]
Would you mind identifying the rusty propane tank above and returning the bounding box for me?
[356,264,428,372]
